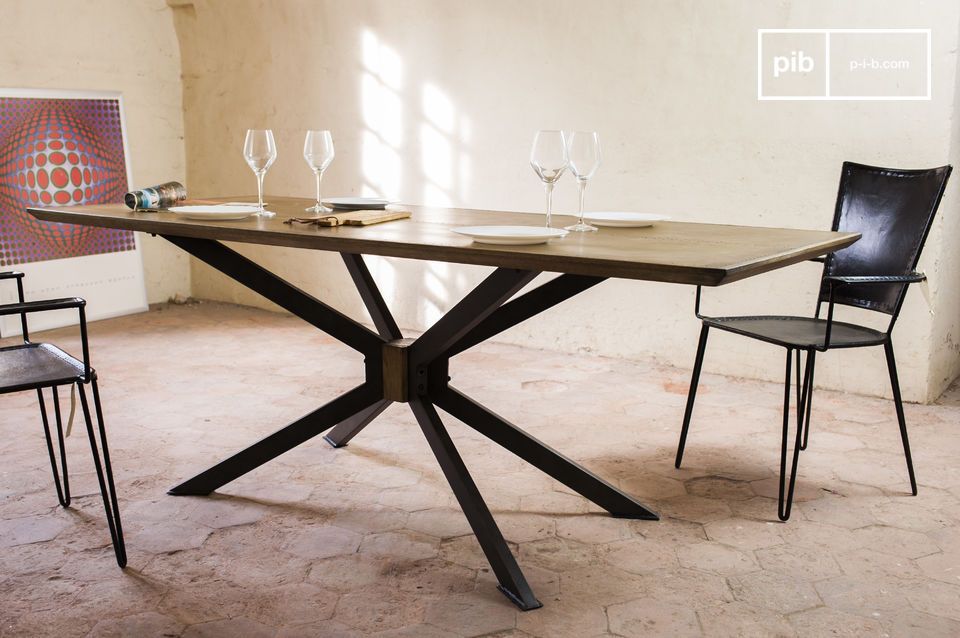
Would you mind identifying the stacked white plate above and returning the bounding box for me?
[452,226,568,245]
[322,197,390,211]
[582,212,671,227]
[167,204,259,221]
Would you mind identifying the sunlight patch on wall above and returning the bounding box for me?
[360,29,402,314]
[419,81,475,209]
[361,30,402,199]
[359,32,480,328]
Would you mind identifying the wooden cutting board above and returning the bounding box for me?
[285,209,411,227]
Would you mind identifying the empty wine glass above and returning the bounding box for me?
[566,131,601,232]
[530,130,568,228]
[243,129,277,217]
[303,130,335,213]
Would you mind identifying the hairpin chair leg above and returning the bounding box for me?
[37,386,70,507]
[778,348,807,521]
[77,378,127,567]
[884,340,918,496]
[676,324,709,468]
[799,351,815,450]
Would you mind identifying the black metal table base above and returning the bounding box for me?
[162,236,658,611]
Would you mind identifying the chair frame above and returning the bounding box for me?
[674,162,952,521]
[0,271,126,566]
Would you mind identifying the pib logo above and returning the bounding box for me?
[773,51,815,78]
[758,29,931,100]
[758,31,827,98]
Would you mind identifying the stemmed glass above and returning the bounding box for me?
[303,130,335,213]
[243,129,277,217]
[565,131,601,232]
[530,130,568,228]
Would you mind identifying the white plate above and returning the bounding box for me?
[167,205,259,220]
[322,197,390,210]
[452,225,568,245]
[581,212,671,227]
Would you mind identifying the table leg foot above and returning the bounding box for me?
[321,435,345,449]
[324,399,391,448]
[498,585,543,611]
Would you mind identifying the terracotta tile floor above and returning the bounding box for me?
[2,301,959,637]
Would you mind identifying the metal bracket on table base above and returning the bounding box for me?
[160,237,657,610]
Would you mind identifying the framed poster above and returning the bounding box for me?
[0,88,146,336]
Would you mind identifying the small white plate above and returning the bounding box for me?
[582,212,671,227]
[452,225,568,245]
[322,197,390,210]
[168,205,259,220]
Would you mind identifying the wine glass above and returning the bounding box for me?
[565,131,601,232]
[530,130,568,228]
[243,129,277,217]
[303,130,335,213]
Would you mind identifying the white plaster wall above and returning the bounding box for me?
[927,11,960,399]
[172,0,960,402]
[0,0,190,304]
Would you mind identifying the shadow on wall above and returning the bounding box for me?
[360,29,477,327]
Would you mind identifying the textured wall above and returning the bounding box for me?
[171,0,960,402]
[928,35,960,398]
[0,0,190,304]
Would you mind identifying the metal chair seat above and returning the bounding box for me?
[703,315,886,349]
[0,343,86,394]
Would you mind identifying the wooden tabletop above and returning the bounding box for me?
[28,197,859,286]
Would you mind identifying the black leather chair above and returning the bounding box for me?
[675,162,952,521]
[0,271,125,566]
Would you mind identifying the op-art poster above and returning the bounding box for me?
[0,89,146,336]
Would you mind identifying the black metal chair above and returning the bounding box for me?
[675,162,952,521]
[0,271,126,566]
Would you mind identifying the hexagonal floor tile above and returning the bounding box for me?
[607,597,701,636]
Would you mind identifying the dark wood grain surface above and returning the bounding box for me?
[28,197,859,286]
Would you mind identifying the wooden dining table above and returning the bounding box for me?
[29,198,859,610]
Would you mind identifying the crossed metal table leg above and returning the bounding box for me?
[163,236,658,611]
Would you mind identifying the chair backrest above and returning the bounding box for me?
[0,271,29,340]
[819,161,952,316]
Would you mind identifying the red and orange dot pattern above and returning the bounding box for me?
[0,97,136,266]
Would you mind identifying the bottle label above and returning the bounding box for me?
[124,182,187,210]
